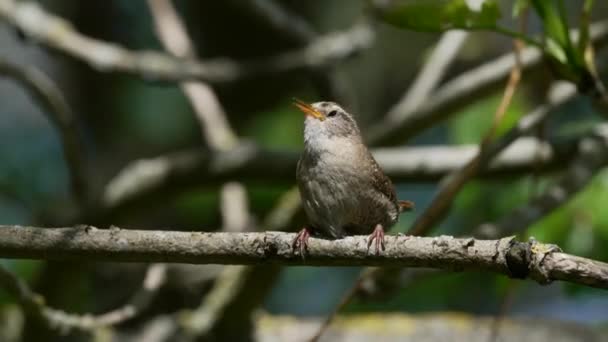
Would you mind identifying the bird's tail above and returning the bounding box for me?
[398,200,415,213]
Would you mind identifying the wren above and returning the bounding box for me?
[292,98,413,256]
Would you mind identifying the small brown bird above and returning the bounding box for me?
[292,98,413,255]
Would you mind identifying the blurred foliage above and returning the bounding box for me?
[382,0,599,86]
[528,169,608,261]
[0,0,607,340]
[382,0,501,32]
[244,101,304,149]
[448,91,528,144]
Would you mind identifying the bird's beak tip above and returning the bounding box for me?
[292,98,325,121]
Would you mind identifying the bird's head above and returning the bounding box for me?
[292,98,361,145]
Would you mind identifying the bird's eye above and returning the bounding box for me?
[327,110,338,117]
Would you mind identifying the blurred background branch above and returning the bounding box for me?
[0,1,607,341]
[0,59,87,207]
[0,0,373,84]
[0,262,166,333]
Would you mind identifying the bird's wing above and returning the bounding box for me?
[367,150,397,204]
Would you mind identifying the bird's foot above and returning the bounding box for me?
[292,227,311,259]
[367,224,386,255]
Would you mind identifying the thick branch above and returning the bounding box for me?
[0,0,372,83]
[0,225,605,289]
[102,137,579,211]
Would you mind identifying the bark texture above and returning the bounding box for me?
[0,225,605,289]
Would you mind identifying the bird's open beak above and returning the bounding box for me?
[292,98,325,121]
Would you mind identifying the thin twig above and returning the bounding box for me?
[229,0,361,105]
[147,0,238,151]
[383,30,469,124]
[0,58,87,205]
[477,126,608,238]
[178,187,301,341]
[408,33,525,236]
[0,0,373,84]
[408,82,575,236]
[366,21,608,145]
[232,0,316,43]
[220,182,252,232]
[146,5,256,340]
[0,262,166,333]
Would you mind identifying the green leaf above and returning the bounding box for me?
[530,0,585,75]
[531,0,569,49]
[545,37,569,64]
[381,0,501,32]
[512,0,530,18]
[578,0,594,69]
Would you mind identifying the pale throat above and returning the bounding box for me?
[304,134,361,163]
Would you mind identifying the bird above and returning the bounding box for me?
[292,98,413,256]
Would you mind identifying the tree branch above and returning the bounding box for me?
[0,0,372,83]
[408,29,526,236]
[0,262,166,332]
[147,0,239,151]
[230,0,358,105]
[176,188,302,341]
[381,30,469,125]
[367,21,608,145]
[478,125,608,237]
[101,130,580,213]
[0,225,605,289]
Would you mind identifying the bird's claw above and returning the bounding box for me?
[292,227,311,259]
[367,224,385,255]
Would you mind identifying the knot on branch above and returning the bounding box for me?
[506,238,562,284]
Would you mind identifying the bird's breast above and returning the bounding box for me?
[298,140,385,238]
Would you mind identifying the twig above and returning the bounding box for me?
[220,182,252,232]
[178,187,301,341]
[0,226,605,289]
[0,58,87,205]
[0,262,166,333]
[147,0,251,230]
[382,30,469,125]
[146,0,251,229]
[147,0,238,151]
[366,20,608,145]
[408,29,526,236]
[0,0,372,84]
[406,85,572,237]
[146,4,257,341]
[477,126,608,238]
[117,188,302,342]
[232,0,315,43]
[230,0,360,105]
